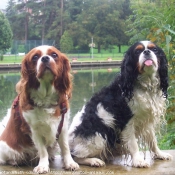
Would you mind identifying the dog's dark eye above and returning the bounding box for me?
[32,55,39,62]
[135,49,142,55]
[151,47,158,53]
[52,53,58,59]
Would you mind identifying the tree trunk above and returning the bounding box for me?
[118,44,121,53]
[60,0,63,36]
[98,43,101,53]
[42,0,46,45]
[25,10,28,42]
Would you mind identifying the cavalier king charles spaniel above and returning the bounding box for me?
[69,41,172,168]
[0,46,79,173]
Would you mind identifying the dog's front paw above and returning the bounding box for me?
[132,157,150,168]
[64,160,79,171]
[33,165,50,174]
[89,158,105,167]
[154,151,173,160]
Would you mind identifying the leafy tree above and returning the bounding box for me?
[67,0,131,52]
[26,0,67,47]
[65,0,84,21]
[0,11,12,60]
[126,0,175,50]
[5,0,132,51]
[6,0,31,41]
[126,0,175,149]
[6,0,18,39]
[15,0,30,41]
[60,31,73,53]
[44,0,69,47]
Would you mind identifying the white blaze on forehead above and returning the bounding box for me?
[36,45,52,55]
[140,41,152,49]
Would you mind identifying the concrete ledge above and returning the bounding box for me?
[70,61,122,68]
[0,64,21,70]
[0,61,122,70]
[0,150,174,174]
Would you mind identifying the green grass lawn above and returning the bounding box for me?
[0,53,124,64]
[0,55,22,64]
[0,46,127,64]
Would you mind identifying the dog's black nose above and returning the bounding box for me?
[143,50,151,55]
[41,56,50,63]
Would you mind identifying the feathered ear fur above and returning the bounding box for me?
[15,58,27,94]
[120,44,139,100]
[20,55,39,90]
[15,56,30,95]
[157,47,168,98]
[16,54,40,107]
[54,53,72,98]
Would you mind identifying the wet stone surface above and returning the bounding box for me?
[0,150,174,175]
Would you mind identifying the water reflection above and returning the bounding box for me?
[0,67,174,149]
[0,72,20,119]
[0,68,119,121]
[70,68,118,119]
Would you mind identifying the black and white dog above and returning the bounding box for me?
[69,41,172,168]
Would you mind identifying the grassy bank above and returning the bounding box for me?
[0,46,127,64]
[0,53,124,64]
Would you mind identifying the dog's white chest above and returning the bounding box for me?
[129,87,166,124]
[23,107,61,146]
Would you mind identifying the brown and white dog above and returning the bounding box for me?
[0,45,79,173]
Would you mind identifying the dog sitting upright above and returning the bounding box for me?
[69,41,172,168]
[0,45,79,173]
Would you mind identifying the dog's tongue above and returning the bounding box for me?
[144,60,153,66]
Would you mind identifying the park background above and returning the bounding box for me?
[0,0,175,149]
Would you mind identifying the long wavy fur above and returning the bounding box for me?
[120,43,168,100]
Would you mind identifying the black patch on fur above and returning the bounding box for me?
[74,75,133,148]
[157,46,168,98]
[73,41,168,149]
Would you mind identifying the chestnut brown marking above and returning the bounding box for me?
[148,43,156,49]
[135,44,144,51]
[0,105,33,152]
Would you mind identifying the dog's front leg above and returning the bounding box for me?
[58,119,79,170]
[32,135,50,174]
[149,130,172,160]
[121,124,150,168]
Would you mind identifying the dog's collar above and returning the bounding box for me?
[12,95,67,140]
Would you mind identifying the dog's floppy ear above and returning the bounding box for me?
[54,53,72,98]
[120,45,139,100]
[19,53,39,92]
[15,56,28,94]
[158,47,168,98]
[21,56,29,80]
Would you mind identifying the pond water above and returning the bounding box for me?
[0,68,119,122]
[0,67,174,150]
